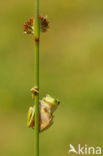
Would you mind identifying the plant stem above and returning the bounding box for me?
[34,0,40,155]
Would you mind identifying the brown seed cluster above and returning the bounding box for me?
[24,15,49,34]
[39,15,49,32]
[24,17,34,34]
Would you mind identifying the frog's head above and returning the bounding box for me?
[42,94,60,113]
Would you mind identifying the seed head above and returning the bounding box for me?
[24,17,34,34]
[24,15,49,35]
[39,15,49,32]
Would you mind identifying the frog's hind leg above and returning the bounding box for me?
[40,108,54,132]
[27,106,35,129]
[40,119,53,132]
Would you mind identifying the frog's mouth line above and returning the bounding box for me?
[43,100,57,109]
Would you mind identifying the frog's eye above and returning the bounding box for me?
[55,99,60,105]
[58,100,60,104]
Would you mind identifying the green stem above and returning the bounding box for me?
[34,0,40,155]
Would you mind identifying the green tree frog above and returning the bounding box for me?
[27,94,60,132]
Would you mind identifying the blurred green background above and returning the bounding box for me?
[0,0,103,156]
